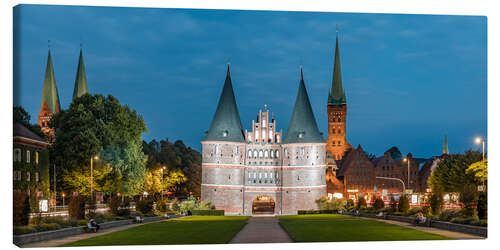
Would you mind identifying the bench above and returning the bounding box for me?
[83,226,98,233]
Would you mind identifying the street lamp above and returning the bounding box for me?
[403,157,410,191]
[375,176,405,193]
[90,155,99,202]
[475,137,486,191]
[62,193,65,207]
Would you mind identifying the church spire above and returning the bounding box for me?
[72,47,89,100]
[203,64,245,142]
[328,30,346,105]
[39,49,61,115]
[442,135,449,155]
[284,67,323,144]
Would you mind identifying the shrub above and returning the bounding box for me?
[86,200,97,219]
[472,219,487,227]
[389,196,397,211]
[39,223,62,232]
[439,209,462,221]
[408,207,422,215]
[317,197,346,211]
[429,192,444,215]
[179,200,197,214]
[197,200,212,210]
[171,198,180,213]
[373,197,385,210]
[136,199,154,215]
[117,207,131,217]
[156,199,168,213]
[13,225,37,235]
[422,206,432,216]
[13,191,31,226]
[357,197,367,210]
[77,219,88,226]
[68,195,86,220]
[345,199,355,211]
[459,183,479,218]
[398,195,410,213]
[191,210,224,216]
[107,196,121,215]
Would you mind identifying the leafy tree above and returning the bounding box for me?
[68,195,86,220]
[345,199,355,211]
[459,183,479,218]
[13,191,30,226]
[466,159,488,184]
[390,196,397,211]
[143,165,186,198]
[49,94,147,197]
[477,192,487,220]
[428,150,482,192]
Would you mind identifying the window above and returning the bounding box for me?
[271,150,275,158]
[14,148,21,162]
[35,151,39,164]
[276,150,280,158]
[236,147,239,155]
[264,150,269,158]
[263,119,266,127]
[248,150,252,158]
[259,150,263,158]
[284,148,288,158]
[300,147,305,157]
[26,150,30,163]
[214,145,219,155]
[27,172,30,181]
[248,134,252,141]
[253,150,258,158]
[35,172,39,182]
[269,131,273,141]
[255,130,259,141]
[276,135,280,143]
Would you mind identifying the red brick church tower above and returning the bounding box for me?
[326,31,351,161]
[38,49,61,137]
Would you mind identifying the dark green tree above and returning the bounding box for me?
[459,183,479,218]
[373,197,385,210]
[13,106,44,138]
[429,190,444,215]
[398,195,410,213]
[357,197,367,210]
[428,151,482,192]
[49,94,147,197]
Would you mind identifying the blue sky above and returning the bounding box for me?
[13,5,487,158]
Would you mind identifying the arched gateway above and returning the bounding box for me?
[252,196,275,215]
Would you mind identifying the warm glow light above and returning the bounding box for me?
[94,155,99,160]
[403,158,407,162]
[475,137,482,144]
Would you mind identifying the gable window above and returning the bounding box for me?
[26,150,30,163]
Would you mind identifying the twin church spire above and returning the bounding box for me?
[328,33,346,105]
[38,45,90,134]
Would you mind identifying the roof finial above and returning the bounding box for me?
[48,40,51,50]
[300,65,304,81]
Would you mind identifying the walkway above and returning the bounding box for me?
[373,218,484,239]
[229,216,293,244]
[21,220,162,248]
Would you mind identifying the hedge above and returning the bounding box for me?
[191,210,224,216]
[297,210,338,214]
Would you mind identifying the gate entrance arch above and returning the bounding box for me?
[252,195,275,215]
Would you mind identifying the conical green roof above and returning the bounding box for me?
[40,50,61,114]
[283,68,324,144]
[72,48,89,100]
[328,35,346,105]
[442,135,449,154]
[203,65,245,142]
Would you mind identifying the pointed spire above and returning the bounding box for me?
[328,31,347,105]
[442,135,449,155]
[203,65,245,142]
[72,47,89,100]
[40,49,61,115]
[283,67,323,144]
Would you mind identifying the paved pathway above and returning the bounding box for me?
[372,218,484,239]
[229,216,293,244]
[21,220,163,248]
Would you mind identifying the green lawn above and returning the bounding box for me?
[278,214,451,242]
[62,216,249,246]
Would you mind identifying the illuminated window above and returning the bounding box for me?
[248,150,252,158]
[264,150,269,158]
[276,150,280,158]
[271,150,275,158]
[26,150,30,163]
[35,152,39,164]
[14,148,21,162]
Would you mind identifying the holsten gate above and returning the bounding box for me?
[201,65,326,215]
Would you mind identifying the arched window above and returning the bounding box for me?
[259,150,263,158]
[284,148,288,158]
[26,150,30,163]
[263,119,266,127]
[253,150,258,158]
[248,134,252,141]
[13,148,21,162]
[214,145,219,155]
[255,130,259,141]
[262,129,267,141]
[276,135,280,143]
[271,150,275,158]
[269,131,273,141]
[276,150,280,158]
[264,150,269,158]
[248,150,252,158]
[35,151,39,164]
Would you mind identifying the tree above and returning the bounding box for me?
[428,150,482,192]
[466,159,488,184]
[459,183,479,218]
[50,94,147,197]
[398,195,410,213]
[357,197,367,210]
[373,197,385,210]
[429,190,444,215]
[390,196,397,211]
[143,165,186,197]
[13,106,45,138]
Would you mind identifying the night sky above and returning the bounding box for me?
[13,5,487,158]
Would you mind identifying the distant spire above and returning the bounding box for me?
[40,49,61,114]
[300,65,304,81]
[328,28,346,105]
[442,135,449,155]
[72,47,89,100]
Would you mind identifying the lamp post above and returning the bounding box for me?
[475,137,486,191]
[90,155,99,202]
[403,157,410,191]
[375,176,405,193]
[62,193,65,207]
